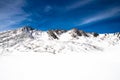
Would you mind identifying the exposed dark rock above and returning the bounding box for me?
[47,29,67,39]
[105,34,107,36]
[72,28,82,36]
[92,32,99,37]
[20,26,34,39]
[116,32,120,37]
[54,30,67,35]
[69,28,89,38]
[21,26,34,32]
[79,30,89,37]
[47,30,59,39]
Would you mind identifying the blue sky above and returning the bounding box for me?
[0,0,120,33]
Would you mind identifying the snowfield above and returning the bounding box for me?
[0,26,120,80]
[0,53,120,80]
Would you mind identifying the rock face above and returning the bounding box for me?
[67,28,89,39]
[47,28,94,39]
[20,26,34,32]
[70,28,82,37]
[47,30,59,39]
[54,30,67,35]
[47,30,67,39]
[92,32,99,37]
[20,26,34,39]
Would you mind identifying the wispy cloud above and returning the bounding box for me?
[44,5,53,12]
[0,0,28,31]
[66,0,93,11]
[80,7,120,25]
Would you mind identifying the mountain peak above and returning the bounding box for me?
[68,28,89,37]
[20,26,34,32]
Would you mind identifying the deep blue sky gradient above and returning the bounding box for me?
[0,0,120,33]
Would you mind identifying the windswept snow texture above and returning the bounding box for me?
[0,26,120,55]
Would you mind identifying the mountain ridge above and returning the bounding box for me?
[0,26,120,55]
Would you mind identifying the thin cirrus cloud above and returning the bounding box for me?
[0,0,28,31]
[66,0,93,11]
[44,5,53,12]
[80,7,120,25]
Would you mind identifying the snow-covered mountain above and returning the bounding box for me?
[0,26,120,55]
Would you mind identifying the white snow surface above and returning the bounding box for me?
[0,27,120,80]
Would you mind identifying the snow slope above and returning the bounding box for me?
[0,26,120,55]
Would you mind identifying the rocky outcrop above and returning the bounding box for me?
[68,28,89,38]
[92,32,99,37]
[47,30,59,39]
[20,26,34,32]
